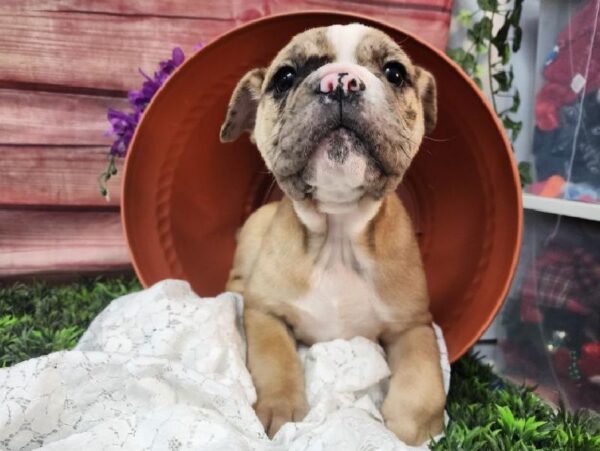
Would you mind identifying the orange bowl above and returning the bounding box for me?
[122,11,522,362]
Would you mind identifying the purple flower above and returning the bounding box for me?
[107,47,186,157]
[107,108,139,157]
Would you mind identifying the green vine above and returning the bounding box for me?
[98,155,117,200]
[448,0,532,185]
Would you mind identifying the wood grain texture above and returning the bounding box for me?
[1,0,452,18]
[0,0,451,92]
[0,0,257,18]
[0,146,122,207]
[0,0,453,277]
[267,0,452,49]
[0,11,234,92]
[0,89,127,145]
[0,209,130,276]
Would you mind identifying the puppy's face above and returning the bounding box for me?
[221,24,437,207]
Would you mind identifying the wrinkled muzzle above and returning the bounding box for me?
[266,63,417,201]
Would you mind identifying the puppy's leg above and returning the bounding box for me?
[381,325,445,446]
[245,307,308,438]
[226,202,279,294]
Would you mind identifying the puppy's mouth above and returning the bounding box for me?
[329,126,390,176]
[303,125,389,178]
[272,100,407,201]
[315,127,363,162]
[296,127,387,207]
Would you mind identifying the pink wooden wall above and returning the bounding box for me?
[0,0,452,277]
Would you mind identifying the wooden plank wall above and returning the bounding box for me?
[0,0,452,278]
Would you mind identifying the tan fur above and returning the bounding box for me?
[226,196,445,444]
[221,25,445,446]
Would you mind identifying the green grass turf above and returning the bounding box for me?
[0,277,598,450]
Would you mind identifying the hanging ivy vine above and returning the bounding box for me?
[447,0,532,185]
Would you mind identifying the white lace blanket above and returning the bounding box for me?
[0,280,450,450]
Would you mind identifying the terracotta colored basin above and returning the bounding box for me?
[122,11,523,362]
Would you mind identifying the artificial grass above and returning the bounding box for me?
[0,276,141,367]
[432,354,600,450]
[0,277,598,450]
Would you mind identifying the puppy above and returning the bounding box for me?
[220,24,445,446]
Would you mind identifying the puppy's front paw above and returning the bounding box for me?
[383,414,443,447]
[255,395,308,438]
[382,390,444,446]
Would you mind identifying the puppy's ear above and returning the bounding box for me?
[220,68,266,142]
[413,67,437,135]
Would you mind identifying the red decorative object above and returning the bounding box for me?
[535,0,600,130]
[579,342,600,380]
[553,347,573,377]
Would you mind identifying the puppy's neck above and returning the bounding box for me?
[292,196,383,238]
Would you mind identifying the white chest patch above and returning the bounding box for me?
[293,213,389,344]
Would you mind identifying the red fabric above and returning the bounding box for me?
[535,0,600,130]
[580,342,600,378]
[553,344,600,380]
[552,347,573,376]
[520,247,600,322]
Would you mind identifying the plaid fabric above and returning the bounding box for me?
[520,247,600,322]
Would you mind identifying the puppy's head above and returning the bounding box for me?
[220,24,436,208]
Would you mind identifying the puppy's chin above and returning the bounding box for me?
[272,128,402,204]
[301,129,364,206]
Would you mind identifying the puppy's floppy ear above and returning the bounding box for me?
[413,67,437,135]
[220,68,266,142]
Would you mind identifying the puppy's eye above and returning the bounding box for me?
[273,66,296,93]
[383,62,406,86]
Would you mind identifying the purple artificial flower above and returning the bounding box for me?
[107,108,139,157]
[101,45,204,197]
[107,47,186,157]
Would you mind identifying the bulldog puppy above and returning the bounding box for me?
[220,24,445,446]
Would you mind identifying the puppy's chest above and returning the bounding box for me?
[291,224,388,344]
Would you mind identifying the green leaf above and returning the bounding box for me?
[497,405,516,428]
[502,44,512,65]
[478,16,494,40]
[457,9,473,27]
[477,0,498,12]
[510,1,523,27]
[447,47,467,64]
[510,90,521,113]
[461,52,478,74]
[468,16,494,45]
[493,71,510,91]
[518,162,532,186]
[502,115,523,141]
[492,21,510,51]
[448,48,479,76]
[467,28,481,46]
[512,26,523,52]
[476,42,489,54]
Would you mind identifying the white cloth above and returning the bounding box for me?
[0,280,450,450]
